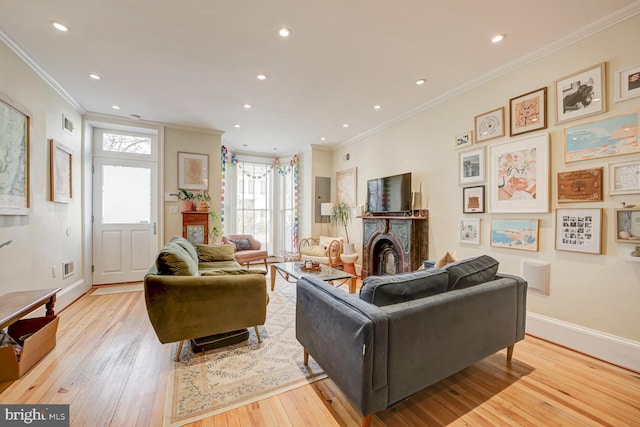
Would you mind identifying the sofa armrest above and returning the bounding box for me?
[296,276,389,417]
[144,274,267,343]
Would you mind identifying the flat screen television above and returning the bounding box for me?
[366,172,412,214]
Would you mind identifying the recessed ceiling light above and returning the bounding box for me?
[273,148,278,151]
[111,105,120,110]
[416,78,426,86]
[234,124,241,128]
[243,104,252,109]
[256,74,267,80]
[88,73,101,80]
[129,114,141,120]
[491,34,505,43]
[373,105,381,110]
[278,27,290,37]
[51,21,68,32]
[320,137,326,141]
[342,123,349,128]
[243,144,248,147]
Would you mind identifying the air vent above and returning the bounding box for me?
[62,114,74,134]
[63,259,74,278]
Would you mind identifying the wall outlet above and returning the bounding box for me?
[169,206,178,214]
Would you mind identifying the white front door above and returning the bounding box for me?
[92,129,159,285]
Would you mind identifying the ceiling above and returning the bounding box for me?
[1,0,639,155]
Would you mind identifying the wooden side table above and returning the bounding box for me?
[0,288,61,331]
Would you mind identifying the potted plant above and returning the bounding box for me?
[177,188,195,211]
[209,210,221,242]
[331,202,355,254]
[195,190,212,212]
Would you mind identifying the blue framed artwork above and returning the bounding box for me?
[564,112,640,163]
[490,219,539,252]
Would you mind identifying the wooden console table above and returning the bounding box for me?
[0,288,61,331]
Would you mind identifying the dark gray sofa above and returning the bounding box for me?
[295,255,527,427]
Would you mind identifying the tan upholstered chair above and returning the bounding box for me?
[222,234,269,270]
[299,236,344,269]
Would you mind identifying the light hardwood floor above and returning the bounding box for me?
[1,283,639,426]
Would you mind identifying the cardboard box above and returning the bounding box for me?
[0,316,59,382]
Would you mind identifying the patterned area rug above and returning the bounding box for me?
[164,278,326,426]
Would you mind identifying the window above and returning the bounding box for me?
[222,152,298,256]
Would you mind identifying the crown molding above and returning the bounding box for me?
[340,1,640,148]
[0,25,86,114]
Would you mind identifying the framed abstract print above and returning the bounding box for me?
[489,133,550,213]
[510,87,547,136]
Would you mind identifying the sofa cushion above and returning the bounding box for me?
[301,245,327,257]
[359,268,449,306]
[156,241,198,276]
[230,238,252,251]
[170,236,199,264]
[443,255,499,290]
[196,244,236,262]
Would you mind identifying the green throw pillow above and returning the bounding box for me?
[156,241,198,276]
[196,244,236,262]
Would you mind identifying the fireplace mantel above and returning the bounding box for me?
[361,212,429,278]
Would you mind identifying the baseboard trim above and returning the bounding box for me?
[526,312,640,373]
[56,279,91,312]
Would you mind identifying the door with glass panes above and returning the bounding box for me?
[92,129,158,284]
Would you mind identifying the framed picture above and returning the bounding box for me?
[0,92,31,215]
[49,139,73,203]
[462,185,485,213]
[178,152,208,190]
[613,64,640,103]
[474,107,505,143]
[554,62,606,124]
[490,219,539,251]
[455,131,473,149]
[555,208,602,254]
[564,112,639,163]
[609,160,640,195]
[336,167,357,206]
[557,168,603,202]
[460,217,480,245]
[489,133,550,213]
[459,147,485,185]
[509,87,547,136]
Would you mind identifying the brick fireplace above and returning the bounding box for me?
[361,212,429,278]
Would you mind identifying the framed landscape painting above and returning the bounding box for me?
[0,92,30,215]
[491,219,539,252]
[564,112,640,163]
[50,139,73,203]
[554,62,606,124]
[489,133,550,213]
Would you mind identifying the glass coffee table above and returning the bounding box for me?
[270,262,357,293]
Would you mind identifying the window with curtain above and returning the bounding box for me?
[222,149,298,257]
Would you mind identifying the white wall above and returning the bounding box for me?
[329,14,640,369]
[0,42,85,310]
[163,126,223,242]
